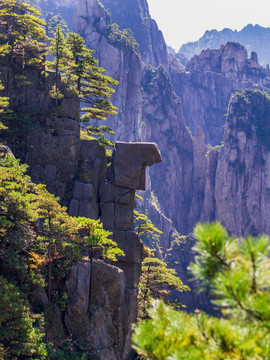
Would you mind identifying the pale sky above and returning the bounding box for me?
[147,0,270,51]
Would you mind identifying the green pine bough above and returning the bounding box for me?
[133,222,270,359]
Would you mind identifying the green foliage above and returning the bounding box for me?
[0,154,125,357]
[46,26,68,103]
[231,90,270,150]
[0,155,124,288]
[76,217,124,262]
[0,0,47,66]
[133,222,270,359]
[138,250,190,319]
[0,275,47,359]
[134,209,163,250]
[105,23,140,55]
[47,31,118,146]
[47,335,92,359]
[0,81,9,131]
[142,66,158,92]
[0,155,43,285]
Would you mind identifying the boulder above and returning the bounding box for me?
[113,142,162,190]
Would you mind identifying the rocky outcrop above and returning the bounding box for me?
[171,42,270,145]
[66,139,161,359]
[178,24,270,67]
[73,0,196,242]
[65,261,126,359]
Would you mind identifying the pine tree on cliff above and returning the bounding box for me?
[46,26,69,103]
[0,81,9,131]
[0,0,46,66]
[65,32,118,147]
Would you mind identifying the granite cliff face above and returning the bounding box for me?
[179,90,270,238]
[100,0,169,70]
[171,42,270,145]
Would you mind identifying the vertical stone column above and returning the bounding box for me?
[100,141,162,358]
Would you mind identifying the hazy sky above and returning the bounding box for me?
[147,0,270,51]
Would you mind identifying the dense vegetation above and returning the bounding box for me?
[133,222,270,359]
[0,155,124,359]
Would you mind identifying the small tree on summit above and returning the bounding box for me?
[46,26,69,103]
[64,32,118,147]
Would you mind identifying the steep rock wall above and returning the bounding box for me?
[100,0,169,70]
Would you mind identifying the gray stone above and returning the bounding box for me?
[44,164,57,183]
[118,191,135,205]
[114,231,142,263]
[113,142,162,190]
[101,203,114,230]
[115,204,133,231]
[116,262,142,289]
[73,182,85,200]
[65,262,92,343]
[69,199,79,217]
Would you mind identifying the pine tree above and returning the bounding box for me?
[0,81,9,131]
[133,222,270,360]
[0,0,46,66]
[76,217,124,262]
[64,32,118,146]
[134,209,163,250]
[46,26,69,103]
[138,247,190,319]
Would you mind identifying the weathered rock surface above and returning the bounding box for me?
[65,260,126,360]
[113,141,162,190]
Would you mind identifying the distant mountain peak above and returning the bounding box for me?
[178,24,270,67]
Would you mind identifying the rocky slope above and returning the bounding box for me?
[178,24,270,67]
[73,0,197,246]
